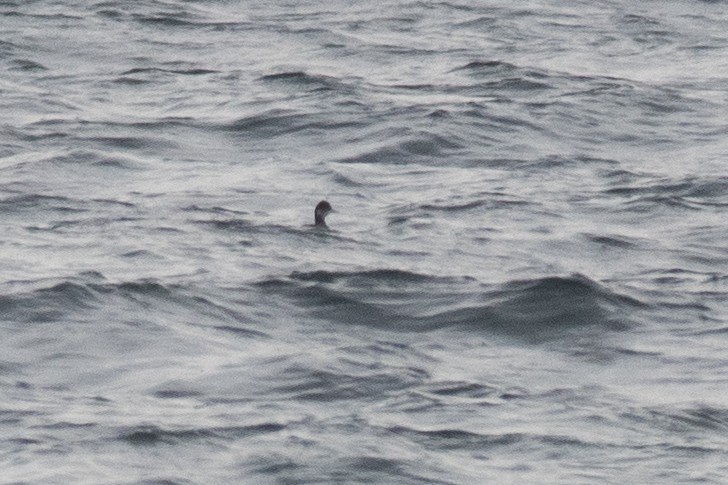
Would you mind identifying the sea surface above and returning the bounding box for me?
[2,1,728,483]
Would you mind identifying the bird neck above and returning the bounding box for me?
[315,211,327,226]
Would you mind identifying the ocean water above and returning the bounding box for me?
[2,0,728,483]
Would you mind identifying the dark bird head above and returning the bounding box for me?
[314,200,333,226]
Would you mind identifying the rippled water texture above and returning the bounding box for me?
[2,0,728,483]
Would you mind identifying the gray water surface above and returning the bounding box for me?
[2,1,728,483]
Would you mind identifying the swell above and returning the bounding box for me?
[119,423,285,446]
[258,71,352,93]
[222,109,366,140]
[385,193,535,226]
[256,270,645,340]
[623,405,728,436]
[385,425,612,452]
[1,148,146,173]
[0,276,260,338]
[603,175,728,211]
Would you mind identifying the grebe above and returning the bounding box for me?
[314,200,333,227]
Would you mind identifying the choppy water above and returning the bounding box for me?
[2,1,728,483]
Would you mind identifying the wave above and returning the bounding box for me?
[258,71,350,93]
[9,59,47,71]
[223,109,365,140]
[624,405,728,435]
[582,233,642,249]
[268,364,428,402]
[338,132,464,165]
[0,194,79,214]
[452,60,519,74]
[256,270,644,340]
[383,422,608,455]
[420,380,500,399]
[383,194,535,224]
[121,67,218,76]
[388,425,523,450]
[119,422,285,446]
[1,281,100,323]
[288,268,458,284]
[0,276,261,339]
[1,149,146,172]
[191,211,357,243]
[604,175,728,211]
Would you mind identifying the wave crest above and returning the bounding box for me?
[258,271,644,340]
